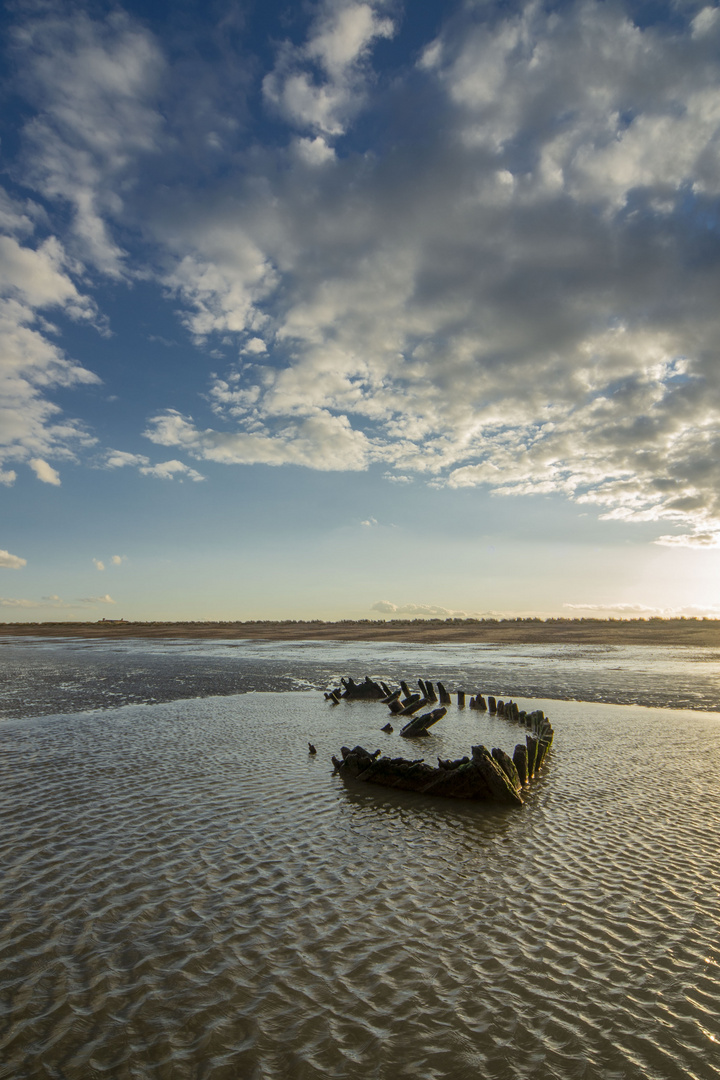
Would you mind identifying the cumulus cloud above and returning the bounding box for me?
[138,458,205,481]
[0,549,27,569]
[111,554,126,565]
[14,8,164,276]
[29,458,61,485]
[0,194,101,485]
[105,0,720,545]
[263,1,394,139]
[7,0,720,547]
[77,594,115,604]
[104,450,151,469]
[145,409,368,471]
[103,448,203,480]
[93,558,105,570]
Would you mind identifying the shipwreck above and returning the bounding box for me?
[327,674,554,805]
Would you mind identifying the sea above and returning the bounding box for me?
[1,637,719,1080]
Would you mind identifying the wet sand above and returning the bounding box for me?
[2,617,720,645]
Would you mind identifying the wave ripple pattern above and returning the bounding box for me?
[1,693,719,1079]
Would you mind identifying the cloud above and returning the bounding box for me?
[104,450,150,469]
[111,554,126,565]
[0,193,101,486]
[138,458,205,481]
[563,602,720,618]
[93,558,105,570]
[263,1,395,139]
[29,458,61,485]
[78,594,115,604]
[653,532,720,548]
[371,600,479,618]
[0,549,27,569]
[14,8,164,276]
[7,0,720,547]
[145,409,368,471]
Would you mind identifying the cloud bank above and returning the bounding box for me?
[4,0,720,546]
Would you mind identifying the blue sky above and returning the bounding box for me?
[2,0,720,621]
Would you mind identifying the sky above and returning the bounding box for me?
[2,0,720,622]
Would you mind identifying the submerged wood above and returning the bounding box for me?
[400,706,447,738]
[333,745,523,805]
[341,676,386,700]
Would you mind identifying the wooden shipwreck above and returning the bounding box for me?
[328,674,555,806]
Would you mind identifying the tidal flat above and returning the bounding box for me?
[1,640,719,1079]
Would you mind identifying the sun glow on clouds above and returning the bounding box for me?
[3,0,720,554]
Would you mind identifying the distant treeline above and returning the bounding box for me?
[2,617,718,627]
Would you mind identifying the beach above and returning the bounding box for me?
[1,638,719,1079]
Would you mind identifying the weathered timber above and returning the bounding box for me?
[457,691,466,708]
[400,706,447,738]
[526,735,538,777]
[381,722,394,733]
[309,743,317,755]
[380,682,392,698]
[396,694,427,717]
[475,694,488,711]
[488,695,497,713]
[491,747,522,793]
[470,746,524,805]
[341,676,386,700]
[424,681,438,702]
[513,744,528,785]
[400,681,412,700]
[437,681,452,705]
[380,689,401,705]
[333,745,523,804]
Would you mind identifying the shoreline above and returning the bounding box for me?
[2,617,720,646]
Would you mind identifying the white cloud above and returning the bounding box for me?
[93,558,105,570]
[7,0,720,549]
[653,532,720,549]
[0,549,27,569]
[78,594,115,604]
[564,601,720,617]
[0,194,101,485]
[111,554,126,565]
[263,1,394,139]
[242,337,268,355]
[16,8,164,276]
[371,600,480,618]
[104,449,151,468]
[29,458,61,485]
[138,458,205,482]
[145,409,369,471]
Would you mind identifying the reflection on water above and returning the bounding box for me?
[1,691,719,1078]
[2,637,720,719]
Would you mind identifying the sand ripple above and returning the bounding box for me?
[1,693,719,1078]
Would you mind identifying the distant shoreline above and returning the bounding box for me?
[2,618,720,646]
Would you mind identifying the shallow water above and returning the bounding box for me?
[1,688,719,1079]
[2,637,720,718]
